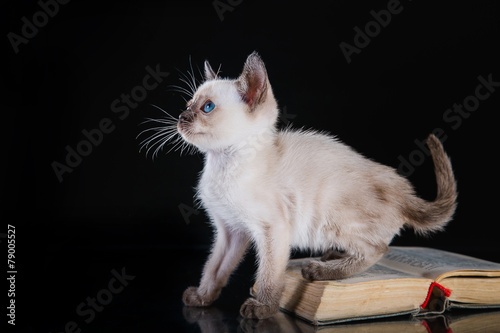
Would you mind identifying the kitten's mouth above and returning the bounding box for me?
[177,122,206,139]
[177,122,191,135]
[187,132,206,137]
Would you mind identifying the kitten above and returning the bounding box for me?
[179,52,457,319]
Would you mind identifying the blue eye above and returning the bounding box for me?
[202,100,215,113]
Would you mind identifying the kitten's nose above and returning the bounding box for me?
[179,111,193,123]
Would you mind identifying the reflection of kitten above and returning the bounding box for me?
[180,52,457,319]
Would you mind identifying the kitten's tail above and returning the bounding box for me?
[403,134,457,235]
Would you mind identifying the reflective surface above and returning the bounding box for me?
[22,244,500,332]
[185,306,500,333]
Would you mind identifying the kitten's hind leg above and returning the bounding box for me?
[320,248,347,262]
[302,244,388,281]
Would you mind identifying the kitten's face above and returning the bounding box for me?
[178,80,257,151]
[177,52,277,152]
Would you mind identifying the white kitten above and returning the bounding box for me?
[179,52,457,319]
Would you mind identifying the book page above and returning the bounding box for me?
[287,258,426,284]
[378,247,500,280]
[337,263,427,284]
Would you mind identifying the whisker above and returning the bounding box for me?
[175,66,195,87]
[136,125,175,140]
[149,104,178,120]
[175,64,199,97]
[178,78,196,96]
[153,134,175,159]
[168,138,186,155]
[149,129,184,159]
[215,63,222,77]
[143,133,172,156]
[188,55,199,93]
[140,118,176,126]
[139,128,174,148]
[137,57,205,160]
[166,84,193,98]
[139,125,170,144]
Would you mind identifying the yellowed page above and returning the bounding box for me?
[378,247,500,280]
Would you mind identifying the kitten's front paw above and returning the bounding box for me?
[240,297,278,319]
[182,286,213,307]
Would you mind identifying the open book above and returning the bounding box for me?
[251,247,500,325]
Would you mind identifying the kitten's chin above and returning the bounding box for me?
[179,131,205,144]
[180,133,232,153]
[177,124,248,152]
[178,129,211,151]
[178,123,204,141]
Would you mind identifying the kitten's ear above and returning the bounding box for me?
[236,52,268,110]
[204,60,217,81]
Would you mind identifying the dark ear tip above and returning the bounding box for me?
[247,51,262,62]
[244,52,266,74]
[204,60,217,80]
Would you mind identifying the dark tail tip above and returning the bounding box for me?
[404,134,457,235]
[427,134,457,203]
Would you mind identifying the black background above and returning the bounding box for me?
[3,0,500,332]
